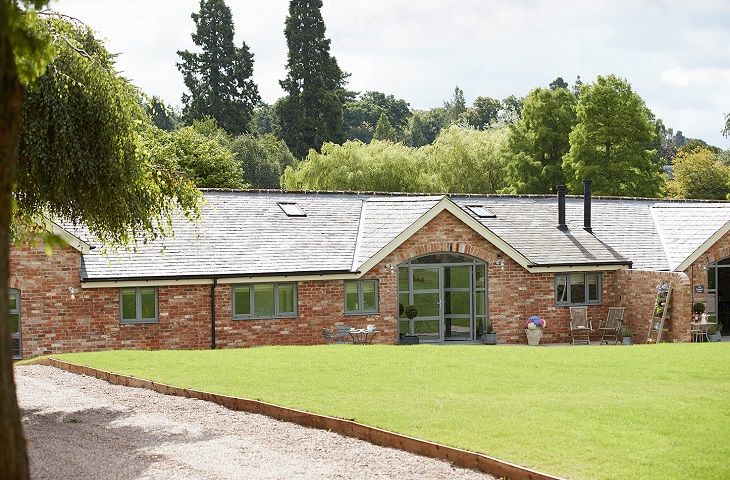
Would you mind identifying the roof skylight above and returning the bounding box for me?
[278,202,306,217]
[466,205,496,218]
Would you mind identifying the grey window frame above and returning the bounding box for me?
[555,272,602,306]
[344,279,379,315]
[232,283,298,320]
[278,202,306,217]
[119,287,159,324]
[10,288,21,359]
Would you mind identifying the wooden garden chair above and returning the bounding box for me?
[569,306,592,345]
[598,307,625,345]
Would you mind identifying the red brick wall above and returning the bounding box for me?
[615,269,691,343]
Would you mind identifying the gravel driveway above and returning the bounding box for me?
[16,365,492,480]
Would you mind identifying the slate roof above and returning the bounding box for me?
[66,190,730,281]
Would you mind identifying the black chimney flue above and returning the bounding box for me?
[556,185,567,230]
[583,179,593,233]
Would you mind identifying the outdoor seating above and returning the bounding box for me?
[569,306,592,345]
[322,325,353,344]
[598,307,625,345]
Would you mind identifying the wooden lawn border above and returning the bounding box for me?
[39,357,563,480]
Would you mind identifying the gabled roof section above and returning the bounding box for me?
[651,204,730,271]
[41,217,92,254]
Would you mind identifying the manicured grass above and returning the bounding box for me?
[57,344,730,479]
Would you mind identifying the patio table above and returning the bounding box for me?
[349,328,379,344]
[691,322,716,342]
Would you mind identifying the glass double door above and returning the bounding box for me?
[408,265,473,342]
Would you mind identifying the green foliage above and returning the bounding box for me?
[549,77,569,90]
[668,147,729,200]
[404,108,449,147]
[723,113,729,138]
[146,119,245,189]
[8,4,55,86]
[177,0,259,134]
[141,94,181,131]
[443,85,466,123]
[498,94,523,124]
[343,91,410,142]
[229,133,294,189]
[461,96,501,130]
[426,126,509,194]
[282,126,508,194]
[562,75,664,197]
[372,112,396,142]
[504,87,576,193]
[277,0,347,158]
[404,304,418,320]
[693,302,706,314]
[16,15,200,245]
[250,102,279,135]
[620,326,634,337]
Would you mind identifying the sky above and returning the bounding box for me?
[54,0,730,148]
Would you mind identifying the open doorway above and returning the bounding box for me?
[707,260,730,336]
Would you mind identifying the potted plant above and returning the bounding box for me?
[621,326,634,345]
[400,305,420,345]
[707,323,722,342]
[481,325,497,345]
[525,316,545,346]
[692,302,706,321]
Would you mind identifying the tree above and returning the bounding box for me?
[562,75,663,197]
[572,75,583,98]
[444,85,466,124]
[372,112,396,141]
[277,0,347,158]
[549,77,568,90]
[498,95,523,124]
[147,119,245,189]
[343,91,411,143]
[250,102,279,135]
[462,96,501,130]
[142,95,181,131]
[723,113,729,138]
[669,147,729,200]
[404,108,448,146]
[177,0,259,134]
[230,133,294,188]
[360,91,410,132]
[504,87,577,193]
[2,9,199,477]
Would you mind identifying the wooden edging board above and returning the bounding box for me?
[40,358,563,480]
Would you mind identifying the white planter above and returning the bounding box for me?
[525,329,543,346]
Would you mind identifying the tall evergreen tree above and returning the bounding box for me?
[277,0,347,158]
[372,113,396,142]
[444,85,467,123]
[504,87,577,193]
[562,75,663,197]
[177,0,259,134]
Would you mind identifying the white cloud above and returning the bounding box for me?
[660,67,730,87]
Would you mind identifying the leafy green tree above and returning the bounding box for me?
[723,113,729,138]
[462,96,501,130]
[549,77,569,90]
[230,133,294,188]
[444,85,467,123]
[277,0,347,158]
[343,91,411,142]
[572,75,584,98]
[177,0,259,134]
[669,147,729,200]
[650,118,677,166]
[360,91,410,132]
[250,102,279,135]
[677,138,722,156]
[373,112,396,142]
[2,8,200,477]
[405,108,449,146]
[148,119,244,189]
[498,95,523,124]
[427,126,509,193]
[562,75,663,197]
[504,87,577,193]
[142,95,181,131]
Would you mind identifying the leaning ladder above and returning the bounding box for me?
[648,284,672,343]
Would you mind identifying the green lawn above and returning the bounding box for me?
[56,344,730,480]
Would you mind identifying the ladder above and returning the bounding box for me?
[648,283,672,343]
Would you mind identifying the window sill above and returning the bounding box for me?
[344,312,380,317]
[120,320,159,325]
[232,315,298,321]
[556,303,602,307]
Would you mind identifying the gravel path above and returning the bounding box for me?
[16,365,492,480]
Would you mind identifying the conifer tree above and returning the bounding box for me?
[372,113,396,142]
[177,0,259,134]
[277,0,347,158]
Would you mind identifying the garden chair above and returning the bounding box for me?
[598,307,625,345]
[569,306,591,345]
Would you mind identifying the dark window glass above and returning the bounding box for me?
[570,273,586,304]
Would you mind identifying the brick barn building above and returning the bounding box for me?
[9,182,730,358]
